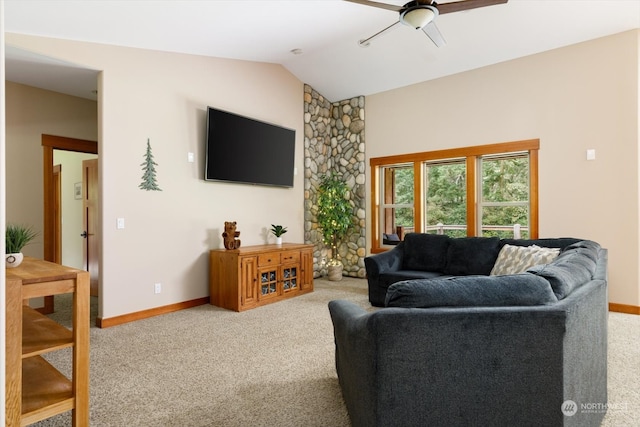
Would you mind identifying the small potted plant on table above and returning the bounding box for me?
[270,224,288,245]
[5,224,39,268]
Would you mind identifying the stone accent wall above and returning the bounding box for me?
[303,84,366,278]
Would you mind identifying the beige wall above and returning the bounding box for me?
[6,29,639,318]
[6,34,305,319]
[367,30,640,307]
[5,82,98,259]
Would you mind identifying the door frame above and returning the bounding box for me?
[82,158,99,297]
[53,164,62,264]
[42,134,98,312]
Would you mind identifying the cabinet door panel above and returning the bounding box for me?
[300,249,313,291]
[240,257,258,308]
[282,265,298,293]
[258,268,279,300]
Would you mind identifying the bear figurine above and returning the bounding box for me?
[222,221,241,250]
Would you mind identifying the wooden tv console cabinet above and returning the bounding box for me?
[209,243,314,312]
[5,257,89,426]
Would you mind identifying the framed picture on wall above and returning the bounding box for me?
[74,182,82,200]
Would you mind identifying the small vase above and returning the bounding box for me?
[6,252,24,268]
[276,237,283,245]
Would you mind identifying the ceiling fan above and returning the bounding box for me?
[345,0,508,48]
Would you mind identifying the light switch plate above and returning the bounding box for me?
[117,218,125,229]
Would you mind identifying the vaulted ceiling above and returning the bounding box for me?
[4,0,640,101]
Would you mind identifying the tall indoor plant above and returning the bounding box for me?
[316,173,353,280]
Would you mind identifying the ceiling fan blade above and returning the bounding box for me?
[422,21,446,47]
[344,0,402,12]
[359,20,402,47]
[438,0,508,15]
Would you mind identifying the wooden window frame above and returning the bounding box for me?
[369,139,539,253]
[380,164,415,237]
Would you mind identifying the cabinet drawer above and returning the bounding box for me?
[281,251,300,264]
[258,253,280,267]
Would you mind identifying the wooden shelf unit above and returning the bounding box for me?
[210,243,314,311]
[5,257,90,426]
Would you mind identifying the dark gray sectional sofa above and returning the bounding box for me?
[329,234,608,427]
[365,233,588,306]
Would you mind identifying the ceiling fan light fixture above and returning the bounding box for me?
[400,6,437,30]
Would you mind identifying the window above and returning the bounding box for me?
[369,140,539,252]
[424,160,467,237]
[479,153,530,239]
[380,165,414,245]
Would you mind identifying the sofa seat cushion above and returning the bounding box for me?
[490,244,560,276]
[402,233,450,272]
[379,270,448,288]
[526,240,600,299]
[385,274,558,308]
[443,237,501,276]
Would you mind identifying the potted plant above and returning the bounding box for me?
[270,224,287,245]
[316,173,353,281]
[5,224,39,268]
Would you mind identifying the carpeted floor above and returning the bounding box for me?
[31,277,639,426]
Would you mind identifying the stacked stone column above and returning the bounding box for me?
[303,84,366,278]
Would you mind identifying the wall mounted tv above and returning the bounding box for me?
[204,107,296,188]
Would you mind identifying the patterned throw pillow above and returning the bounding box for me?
[490,244,560,276]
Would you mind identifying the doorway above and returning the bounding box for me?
[43,134,99,315]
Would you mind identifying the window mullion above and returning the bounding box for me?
[466,156,477,236]
[413,161,423,234]
[372,165,380,250]
[529,149,539,239]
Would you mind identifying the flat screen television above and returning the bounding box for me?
[204,107,296,188]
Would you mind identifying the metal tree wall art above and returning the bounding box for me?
[139,138,162,191]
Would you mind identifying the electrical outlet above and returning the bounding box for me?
[154,283,162,294]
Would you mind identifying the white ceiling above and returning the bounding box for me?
[4,0,640,102]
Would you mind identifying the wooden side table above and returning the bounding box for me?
[5,257,90,426]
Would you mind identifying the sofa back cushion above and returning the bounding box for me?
[443,237,501,275]
[385,274,557,308]
[402,233,450,272]
[526,240,600,299]
[499,237,582,250]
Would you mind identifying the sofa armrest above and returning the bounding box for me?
[328,300,378,426]
[364,246,406,306]
[364,244,404,280]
